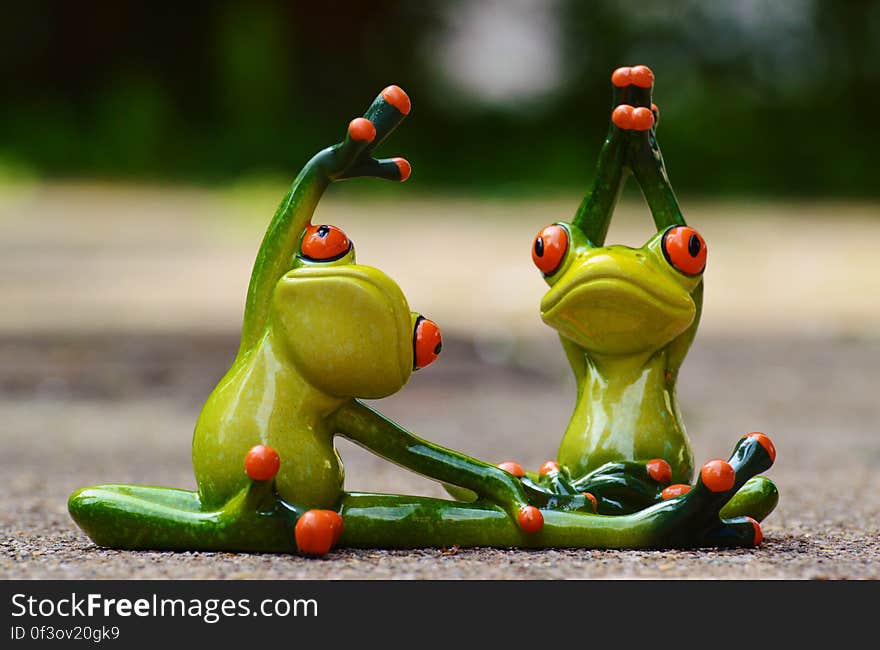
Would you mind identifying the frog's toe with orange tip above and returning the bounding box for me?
[392,157,411,182]
[517,505,544,534]
[743,432,776,463]
[497,461,526,478]
[348,117,376,143]
[646,458,672,484]
[661,483,692,500]
[702,516,764,548]
[538,460,560,475]
[612,104,654,131]
[700,459,736,493]
[381,85,411,115]
[611,65,654,88]
[582,492,598,513]
[294,510,344,556]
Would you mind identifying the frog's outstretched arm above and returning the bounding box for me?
[331,400,542,524]
[236,86,413,360]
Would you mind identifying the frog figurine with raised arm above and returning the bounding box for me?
[69,81,776,557]
[492,65,779,524]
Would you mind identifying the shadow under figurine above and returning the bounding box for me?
[69,72,777,557]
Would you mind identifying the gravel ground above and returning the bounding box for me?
[1,332,878,580]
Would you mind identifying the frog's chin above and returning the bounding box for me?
[541,276,695,356]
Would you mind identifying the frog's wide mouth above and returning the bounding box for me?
[541,269,692,320]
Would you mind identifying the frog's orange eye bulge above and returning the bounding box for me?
[532,224,568,276]
[413,316,442,370]
[661,484,692,500]
[661,225,707,275]
[244,445,280,481]
[646,458,672,484]
[301,224,352,261]
[700,459,736,493]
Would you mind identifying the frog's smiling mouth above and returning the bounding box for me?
[541,269,692,319]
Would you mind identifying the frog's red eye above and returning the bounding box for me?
[301,224,352,261]
[532,224,569,276]
[413,316,442,370]
[661,226,707,276]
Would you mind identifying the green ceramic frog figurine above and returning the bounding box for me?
[484,65,778,523]
[69,82,776,556]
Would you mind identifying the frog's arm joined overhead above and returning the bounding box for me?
[450,65,778,524]
[69,80,775,556]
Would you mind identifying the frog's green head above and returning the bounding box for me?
[532,221,706,357]
[270,224,441,399]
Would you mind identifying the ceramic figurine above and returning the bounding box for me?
[69,73,776,556]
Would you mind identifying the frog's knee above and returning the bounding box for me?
[295,510,345,556]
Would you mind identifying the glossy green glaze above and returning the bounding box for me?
[69,74,777,556]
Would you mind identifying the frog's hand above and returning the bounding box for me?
[238,85,412,358]
[609,65,686,233]
[332,399,544,534]
[658,432,777,547]
[571,458,675,515]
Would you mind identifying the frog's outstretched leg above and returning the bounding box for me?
[67,446,297,552]
[237,85,412,359]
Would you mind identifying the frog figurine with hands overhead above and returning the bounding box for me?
[492,65,779,522]
[69,79,776,556]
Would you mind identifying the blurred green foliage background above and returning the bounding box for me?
[2,0,878,196]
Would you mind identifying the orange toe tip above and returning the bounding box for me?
[497,461,526,478]
[583,492,598,512]
[746,516,763,546]
[381,85,411,115]
[517,505,544,534]
[631,106,655,130]
[700,459,736,492]
[348,117,376,143]
[745,432,776,463]
[392,157,411,182]
[646,458,672,484]
[538,460,560,475]
[295,510,344,556]
[612,104,635,129]
[611,66,632,87]
[244,444,280,481]
[630,65,655,88]
[661,484,692,500]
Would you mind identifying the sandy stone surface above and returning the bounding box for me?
[1,185,878,579]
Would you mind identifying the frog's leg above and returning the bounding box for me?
[336,432,775,549]
[67,457,297,552]
[236,85,412,360]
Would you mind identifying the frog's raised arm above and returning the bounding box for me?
[236,86,413,360]
[572,66,686,242]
